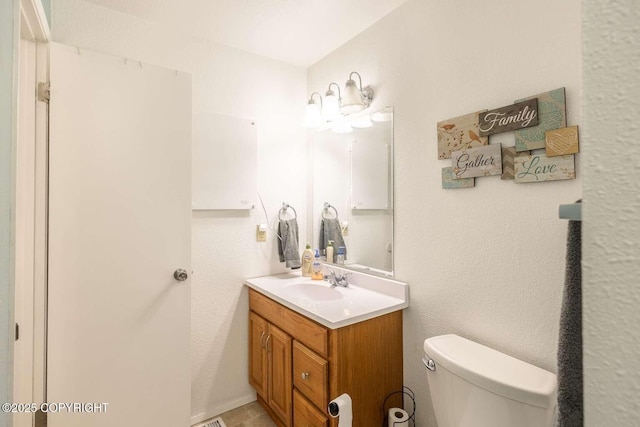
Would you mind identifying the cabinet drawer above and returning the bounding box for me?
[293,389,328,427]
[293,341,328,412]
[249,289,328,357]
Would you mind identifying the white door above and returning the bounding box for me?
[47,43,192,427]
[14,37,37,427]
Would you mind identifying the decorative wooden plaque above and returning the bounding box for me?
[442,167,475,189]
[501,146,530,180]
[478,99,538,136]
[451,144,502,179]
[515,88,567,152]
[437,111,488,159]
[545,126,579,157]
[514,153,576,183]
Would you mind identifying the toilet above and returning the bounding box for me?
[423,334,557,427]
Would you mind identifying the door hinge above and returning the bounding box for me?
[35,409,47,427]
[37,82,50,103]
[15,323,19,341]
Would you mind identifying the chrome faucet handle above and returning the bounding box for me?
[324,268,336,281]
[325,269,340,286]
[334,272,351,287]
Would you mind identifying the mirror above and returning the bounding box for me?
[312,106,394,276]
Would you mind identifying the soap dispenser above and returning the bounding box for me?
[311,249,323,280]
[326,240,334,264]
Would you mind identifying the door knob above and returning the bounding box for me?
[174,269,189,281]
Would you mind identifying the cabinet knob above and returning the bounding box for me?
[301,372,309,380]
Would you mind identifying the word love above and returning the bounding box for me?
[514,153,575,183]
[451,144,502,179]
[479,99,538,136]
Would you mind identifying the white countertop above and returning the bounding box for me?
[245,269,409,329]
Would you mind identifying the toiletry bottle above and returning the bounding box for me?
[336,246,345,265]
[311,249,323,280]
[301,243,313,277]
[326,240,334,264]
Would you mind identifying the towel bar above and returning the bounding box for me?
[323,202,339,219]
[559,203,582,221]
[279,202,297,220]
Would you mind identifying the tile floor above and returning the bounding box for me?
[217,401,276,427]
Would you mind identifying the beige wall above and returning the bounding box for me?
[582,0,640,425]
[52,0,308,423]
[308,0,581,425]
[50,0,640,426]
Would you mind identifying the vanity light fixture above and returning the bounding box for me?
[371,106,393,122]
[304,92,323,128]
[340,71,374,115]
[330,117,353,134]
[351,115,373,128]
[323,82,342,121]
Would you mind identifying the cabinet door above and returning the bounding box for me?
[249,312,268,399]
[268,324,292,426]
[293,389,328,427]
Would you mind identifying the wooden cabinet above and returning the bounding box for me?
[293,389,328,427]
[293,341,328,411]
[248,289,403,427]
[249,312,292,426]
[249,312,268,399]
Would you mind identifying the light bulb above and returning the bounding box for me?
[304,103,322,128]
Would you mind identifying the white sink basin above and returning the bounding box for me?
[284,283,344,301]
[245,270,409,329]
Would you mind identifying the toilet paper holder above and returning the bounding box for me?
[328,393,353,427]
[382,386,416,427]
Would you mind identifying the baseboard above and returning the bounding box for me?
[190,393,257,426]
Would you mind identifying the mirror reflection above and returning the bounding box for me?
[312,107,394,276]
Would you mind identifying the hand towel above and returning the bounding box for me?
[555,201,582,427]
[278,219,301,269]
[319,218,346,263]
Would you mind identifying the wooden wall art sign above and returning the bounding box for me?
[514,153,575,183]
[515,87,567,152]
[442,167,475,189]
[478,99,538,136]
[545,126,579,157]
[437,111,488,159]
[451,144,502,179]
[501,146,530,180]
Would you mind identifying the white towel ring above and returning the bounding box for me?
[323,202,339,220]
[279,203,297,220]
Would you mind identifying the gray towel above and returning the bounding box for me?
[319,218,346,263]
[555,201,582,427]
[278,219,301,269]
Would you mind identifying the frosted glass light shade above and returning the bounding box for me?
[305,103,322,127]
[331,120,353,134]
[323,94,341,120]
[340,79,365,114]
[371,108,393,122]
[351,115,372,128]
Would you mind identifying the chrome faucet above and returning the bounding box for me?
[325,269,351,288]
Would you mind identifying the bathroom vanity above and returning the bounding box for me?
[246,271,408,427]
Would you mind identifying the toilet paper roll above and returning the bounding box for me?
[328,393,352,427]
[388,407,409,427]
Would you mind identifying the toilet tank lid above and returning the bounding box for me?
[424,334,557,409]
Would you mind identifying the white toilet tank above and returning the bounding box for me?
[423,334,557,427]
